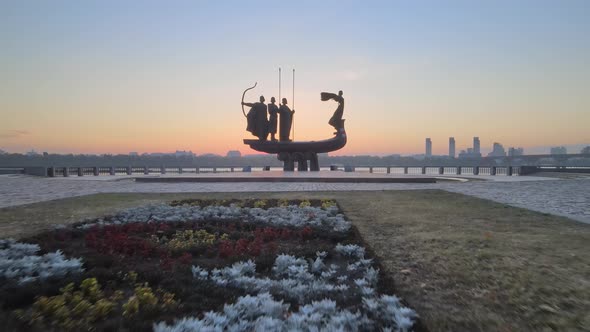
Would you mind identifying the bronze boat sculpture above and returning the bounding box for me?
[243,90,346,171]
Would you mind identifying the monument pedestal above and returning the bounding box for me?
[244,124,346,172]
[278,152,320,171]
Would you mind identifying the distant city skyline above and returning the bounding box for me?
[420,135,589,157]
[1,1,589,156]
[2,141,589,157]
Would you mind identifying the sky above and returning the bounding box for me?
[1,0,589,156]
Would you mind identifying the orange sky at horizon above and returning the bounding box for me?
[1,2,589,156]
[3,74,588,156]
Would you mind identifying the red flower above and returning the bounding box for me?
[219,240,234,258]
[179,252,192,265]
[301,226,313,239]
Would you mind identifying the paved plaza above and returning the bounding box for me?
[0,173,588,223]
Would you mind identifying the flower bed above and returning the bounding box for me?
[0,199,420,331]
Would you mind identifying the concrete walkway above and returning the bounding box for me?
[0,173,588,223]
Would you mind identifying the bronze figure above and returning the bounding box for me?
[279,98,294,142]
[242,95,269,141]
[244,90,347,171]
[322,90,344,134]
[268,97,279,141]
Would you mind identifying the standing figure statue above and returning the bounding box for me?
[242,96,269,141]
[279,97,295,142]
[268,97,279,142]
[322,90,344,134]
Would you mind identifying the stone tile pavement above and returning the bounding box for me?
[0,174,588,224]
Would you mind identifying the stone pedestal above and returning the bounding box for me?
[278,151,320,171]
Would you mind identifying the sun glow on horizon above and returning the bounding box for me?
[1,1,589,156]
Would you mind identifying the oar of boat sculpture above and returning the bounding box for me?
[243,89,347,171]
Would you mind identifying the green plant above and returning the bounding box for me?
[125,270,138,283]
[123,284,177,317]
[168,230,217,250]
[20,278,116,330]
[254,199,267,208]
[16,275,178,330]
[299,200,311,208]
[321,199,337,209]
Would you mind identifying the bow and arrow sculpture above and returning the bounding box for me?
[241,82,257,118]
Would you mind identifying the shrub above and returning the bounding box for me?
[16,277,179,331]
[299,200,311,208]
[85,226,157,258]
[217,238,276,259]
[182,243,416,331]
[160,229,218,250]
[218,240,235,258]
[16,278,116,330]
[193,246,381,303]
[0,239,83,284]
[123,285,158,317]
[253,200,267,208]
[154,292,416,332]
[79,203,351,232]
[321,199,337,209]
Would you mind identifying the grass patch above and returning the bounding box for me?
[1,190,589,331]
[338,190,590,332]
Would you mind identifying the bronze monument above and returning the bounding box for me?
[243,84,346,171]
[268,97,279,142]
[278,97,294,142]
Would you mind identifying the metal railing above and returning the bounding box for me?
[33,165,524,177]
[10,165,590,177]
[0,167,25,175]
[324,165,522,176]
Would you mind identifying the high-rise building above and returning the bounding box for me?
[508,147,524,156]
[425,138,432,157]
[458,139,482,159]
[550,146,567,155]
[175,150,195,157]
[473,137,480,155]
[449,137,455,158]
[488,142,506,157]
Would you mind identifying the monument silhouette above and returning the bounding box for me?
[242,84,347,171]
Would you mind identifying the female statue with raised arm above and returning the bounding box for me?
[322,90,344,134]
